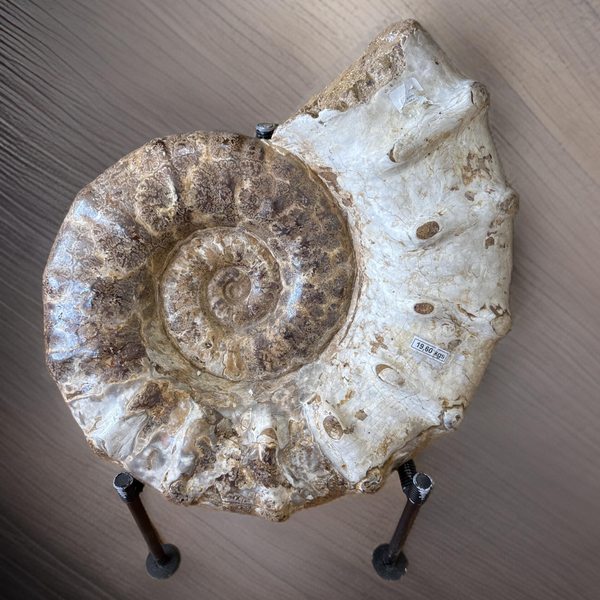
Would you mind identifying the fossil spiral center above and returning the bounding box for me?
[222,272,251,303]
[206,265,271,328]
[161,228,283,380]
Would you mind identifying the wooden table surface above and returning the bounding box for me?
[1,1,599,598]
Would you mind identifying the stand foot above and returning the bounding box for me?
[372,544,408,580]
[145,544,181,580]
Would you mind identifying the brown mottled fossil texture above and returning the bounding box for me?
[43,20,517,521]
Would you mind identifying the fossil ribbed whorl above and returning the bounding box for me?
[154,135,355,382]
[44,20,517,522]
[45,133,355,392]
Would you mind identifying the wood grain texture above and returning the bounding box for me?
[1,1,599,598]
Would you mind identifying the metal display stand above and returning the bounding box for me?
[372,460,434,580]
[113,472,181,580]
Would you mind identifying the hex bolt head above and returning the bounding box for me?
[113,472,144,503]
[407,473,434,505]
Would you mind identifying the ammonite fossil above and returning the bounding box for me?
[44,21,517,521]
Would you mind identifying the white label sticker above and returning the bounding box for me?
[410,336,449,364]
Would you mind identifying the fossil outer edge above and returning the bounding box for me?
[43,20,517,521]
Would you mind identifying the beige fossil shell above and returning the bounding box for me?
[43,20,517,521]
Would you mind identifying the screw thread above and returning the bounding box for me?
[255,123,278,139]
[398,459,417,494]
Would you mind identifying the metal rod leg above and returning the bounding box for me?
[114,472,181,579]
[372,464,434,580]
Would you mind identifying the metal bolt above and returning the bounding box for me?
[255,123,278,139]
[372,470,434,580]
[398,459,417,494]
[113,472,181,579]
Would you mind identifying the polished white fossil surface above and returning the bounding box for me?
[43,20,516,521]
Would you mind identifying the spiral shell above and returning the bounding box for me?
[44,20,517,521]
[45,133,354,389]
